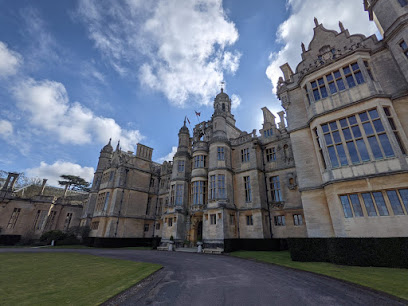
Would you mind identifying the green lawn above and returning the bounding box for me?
[0,253,161,305]
[231,251,408,301]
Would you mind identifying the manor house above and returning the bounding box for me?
[82,0,408,249]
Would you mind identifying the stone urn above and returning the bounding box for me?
[168,241,175,251]
[197,241,203,253]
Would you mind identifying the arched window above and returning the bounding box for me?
[222,103,225,111]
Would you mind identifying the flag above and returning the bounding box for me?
[195,111,201,116]
[186,117,190,124]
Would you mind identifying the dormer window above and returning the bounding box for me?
[263,128,273,137]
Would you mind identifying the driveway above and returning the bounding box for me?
[0,248,404,306]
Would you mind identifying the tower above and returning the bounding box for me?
[364,0,408,82]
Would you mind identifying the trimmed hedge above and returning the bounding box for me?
[288,238,408,268]
[0,235,21,245]
[84,237,161,249]
[224,239,288,253]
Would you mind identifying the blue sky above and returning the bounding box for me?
[0,0,377,185]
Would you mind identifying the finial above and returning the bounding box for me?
[116,140,120,150]
[339,21,345,32]
[314,17,319,27]
[108,138,111,145]
[220,81,225,92]
[301,42,306,53]
[183,116,186,126]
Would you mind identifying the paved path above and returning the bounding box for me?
[0,248,404,306]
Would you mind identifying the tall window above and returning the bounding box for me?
[103,192,110,211]
[63,213,73,231]
[218,175,226,199]
[266,147,276,162]
[144,224,149,232]
[246,215,253,226]
[311,78,328,101]
[274,215,285,226]
[168,218,173,226]
[7,208,21,229]
[314,128,327,169]
[33,210,48,230]
[270,176,282,202]
[194,155,206,168]
[96,192,109,211]
[264,128,273,137]
[210,175,216,200]
[241,148,250,162]
[400,40,408,57]
[146,197,151,215]
[244,176,252,202]
[293,214,303,226]
[170,185,175,205]
[150,178,155,187]
[44,211,57,230]
[217,147,225,160]
[192,181,206,205]
[109,171,115,181]
[321,109,395,168]
[178,160,185,172]
[175,184,183,206]
[210,214,217,225]
[383,107,406,154]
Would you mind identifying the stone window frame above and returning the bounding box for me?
[144,224,149,232]
[265,147,276,162]
[44,211,57,230]
[339,189,408,218]
[319,108,396,169]
[63,213,73,231]
[155,223,160,230]
[274,215,285,226]
[91,221,99,230]
[400,40,408,57]
[263,128,273,138]
[168,217,173,227]
[33,210,48,230]
[192,181,206,205]
[7,208,21,229]
[210,214,217,225]
[170,185,175,205]
[209,175,216,200]
[177,160,185,172]
[229,214,235,225]
[241,148,250,163]
[146,197,152,215]
[246,215,253,226]
[244,176,252,202]
[383,106,406,155]
[269,176,282,203]
[175,184,183,206]
[217,147,225,160]
[193,155,206,168]
[307,61,366,103]
[293,214,303,226]
[217,174,226,199]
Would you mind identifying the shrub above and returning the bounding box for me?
[40,230,67,245]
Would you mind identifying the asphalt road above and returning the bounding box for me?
[0,248,405,306]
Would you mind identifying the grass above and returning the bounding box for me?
[0,253,161,305]
[231,251,408,301]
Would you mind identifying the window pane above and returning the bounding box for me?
[328,82,337,94]
[363,122,374,135]
[354,71,364,84]
[359,112,369,122]
[348,115,357,125]
[347,142,360,164]
[368,136,383,159]
[311,81,317,88]
[326,74,333,81]
[349,194,364,217]
[343,67,351,74]
[329,121,338,131]
[313,89,320,101]
[368,109,379,119]
[321,124,329,133]
[361,193,378,216]
[398,189,408,212]
[386,191,404,215]
[342,128,352,140]
[339,119,348,128]
[372,192,389,216]
[378,134,394,157]
[321,86,328,98]
[318,78,324,85]
[351,63,359,71]
[351,125,362,138]
[356,139,370,161]
[332,131,341,143]
[340,195,353,218]
[372,119,384,133]
[336,78,346,91]
[336,144,348,166]
[328,146,339,167]
[324,133,333,145]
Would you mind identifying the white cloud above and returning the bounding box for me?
[157,146,177,163]
[26,160,94,187]
[0,120,13,138]
[77,0,241,106]
[231,94,241,110]
[0,42,22,77]
[12,78,143,151]
[266,0,378,92]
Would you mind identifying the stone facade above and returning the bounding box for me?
[0,173,85,240]
[82,1,408,248]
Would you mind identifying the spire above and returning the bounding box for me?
[314,17,319,27]
[116,140,120,151]
[101,137,113,153]
[339,21,345,32]
[108,138,111,145]
[301,42,306,53]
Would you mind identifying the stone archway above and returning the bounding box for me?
[189,215,203,246]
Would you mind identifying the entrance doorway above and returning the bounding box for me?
[196,221,203,243]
